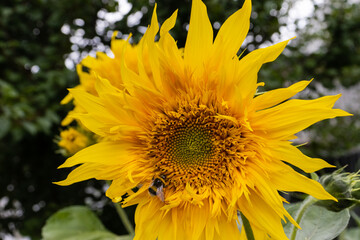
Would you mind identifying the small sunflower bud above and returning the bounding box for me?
[317,168,360,212]
[351,181,360,199]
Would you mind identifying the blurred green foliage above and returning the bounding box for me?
[0,0,359,239]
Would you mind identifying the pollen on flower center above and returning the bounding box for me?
[147,95,246,190]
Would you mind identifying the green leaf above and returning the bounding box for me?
[284,203,350,240]
[0,116,11,138]
[55,231,133,240]
[283,202,302,236]
[42,206,132,240]
[22,121,38,135]
[283,203,350,240]
[339,228,360,240]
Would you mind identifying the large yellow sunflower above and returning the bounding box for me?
[56,0,351,239]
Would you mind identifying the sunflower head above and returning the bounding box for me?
[58,127,89,155]
[56,0,351,239]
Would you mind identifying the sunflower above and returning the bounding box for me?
[58,127,89,155]
[56,0,351,239]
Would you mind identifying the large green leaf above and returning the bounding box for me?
[283,202,350,240]
[42,206,132,240]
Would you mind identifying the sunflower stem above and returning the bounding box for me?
[113,201,135,235]
[240,212,255,240]
[289,196,317,240]
[106,181,135,235]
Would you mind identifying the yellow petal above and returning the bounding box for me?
[55,163,121,186]
[94,74,120,95]
[186,203,210,239]
[158,34,186,95]
[58,141,132,168]
[145,5,163,92]
[205,217,215,240]
[68,88,140,135]
[184,0,213,72]
[246,164,287,215]
[60,92,73,105]
[251,80,312,111]
[217,216,241,240]
[147,4,159,41]
[213,0,251,59]
[238,192,289,240]
[157,210,177,240]
[214,114,239,125]
[106,177,149,204]
[134,199,163,240]
[68,88,118,124]
[61,108,77,126]
[240,222,271,240]
[268,141,334,173]
[251,223,272,240]
[157,10,184,91]
[160,10,178,37]
[236,39,292,107]
[55,163,101,185]
[110,31,126,58]
[119,39,137,96]
[270,161,337,201]
[69,112,108,137]
[238,39,292,74]
[252,95,352,139]
[94,77,143,127]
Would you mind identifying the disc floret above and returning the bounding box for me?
[147,94,246,194]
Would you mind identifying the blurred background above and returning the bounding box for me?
[1,0,359,239]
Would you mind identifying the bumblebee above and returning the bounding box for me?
[148,175,166,202]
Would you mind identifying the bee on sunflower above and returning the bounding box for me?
[56,0,351,239]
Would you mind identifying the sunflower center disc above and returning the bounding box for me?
[167,125,213,169]
[147,99,243,189]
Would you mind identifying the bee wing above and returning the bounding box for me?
[156,186,165,202]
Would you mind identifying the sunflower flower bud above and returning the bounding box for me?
[352,181,360,199]
[318,168,360,212]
